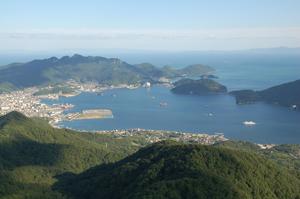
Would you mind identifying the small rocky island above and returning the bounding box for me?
[171,78,227,95]
[230,79,300,109]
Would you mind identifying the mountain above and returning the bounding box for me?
[171,78,227,95]
[55,141,300,199]
[0,111,145,198]
[215,140,300,170]
[0,55,215,88]
[230,79,300,108]
[134,63,165,79]
[0,82,16,93]
[1,112,300,199]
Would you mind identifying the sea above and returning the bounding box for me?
[2,51,300,144]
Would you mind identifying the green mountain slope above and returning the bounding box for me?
[0,55,215,88]
[1,112,300,199]
[230,79,300,108]
[56,141,300,199]
[0,112,145,199]
[215,140,300,171]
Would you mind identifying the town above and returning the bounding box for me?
[98,128,228,145]
[0,87,74,122]
[0,81,143,125]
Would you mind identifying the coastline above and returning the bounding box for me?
[51,125,277,149]
[53,125,229,145]
[41,81,172,126]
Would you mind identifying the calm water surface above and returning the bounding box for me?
[43,86,300,144]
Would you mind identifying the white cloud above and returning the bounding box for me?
[0,27,300,51]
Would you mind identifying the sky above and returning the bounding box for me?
[0,0,300,52]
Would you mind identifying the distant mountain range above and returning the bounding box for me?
[0,54,214,89]
[0,112,300,198]
[230,79,300,108]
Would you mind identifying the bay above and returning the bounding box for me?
[43,85,300,144]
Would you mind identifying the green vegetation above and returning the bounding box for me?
[55,141,300,199]
[215,141,300,171]
[177,64,215,77]
[0,82,16,93]
[171,78,227,95]
[230,79,300,108]
[33,86,76,96]
[0,111,147,199]
[0,112,300,199]
[160,64,215,78]
[0,55,215,88]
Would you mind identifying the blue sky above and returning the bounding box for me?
[1,0,300,51]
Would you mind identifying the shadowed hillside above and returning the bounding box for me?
[0,111,146,198]
[55,141,300,199]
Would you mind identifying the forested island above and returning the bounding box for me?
[230,79,300,109]
[171,78,227,95]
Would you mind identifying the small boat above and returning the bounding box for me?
[160,102,168,107]
[243,121,256,126]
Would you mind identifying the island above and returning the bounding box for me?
[230,79,300,109]
[171,78,227,95]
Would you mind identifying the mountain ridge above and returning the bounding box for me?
[55,140,300,199]
[0,54,214,89]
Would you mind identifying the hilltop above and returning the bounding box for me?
[56,141,300,199]
[230,79,300,108]
[0,54,214,89]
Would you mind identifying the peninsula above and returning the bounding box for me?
[230,79,300,109]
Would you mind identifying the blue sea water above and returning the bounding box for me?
[3,52,300,144]
[43,85,300,144]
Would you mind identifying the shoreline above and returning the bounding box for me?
[50,125,277,148]
[42,82,172,126]
[53,125,229,145]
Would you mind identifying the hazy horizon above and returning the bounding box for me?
[1,0,300,51]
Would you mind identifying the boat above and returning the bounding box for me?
[160,102,168,107]
[243,121,256,126]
